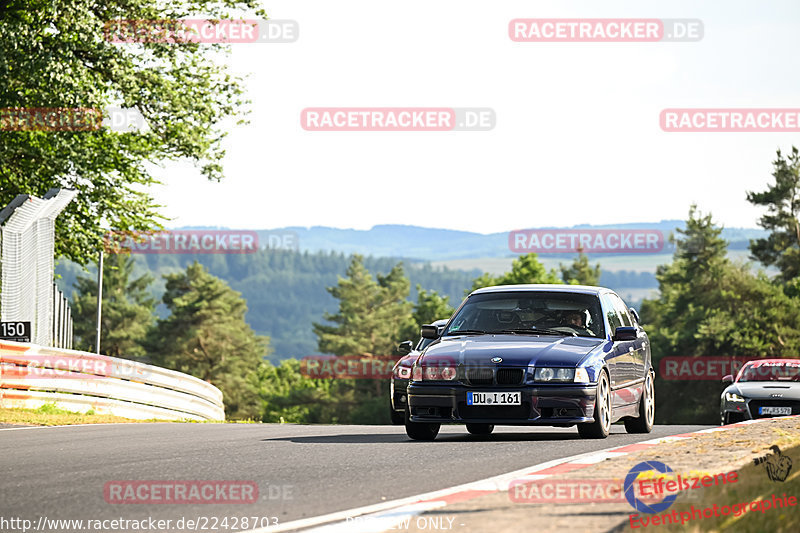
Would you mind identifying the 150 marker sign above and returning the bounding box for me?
[0,321,31,342]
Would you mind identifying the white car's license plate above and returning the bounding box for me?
[467,391,521,406]
[759,406,792,415]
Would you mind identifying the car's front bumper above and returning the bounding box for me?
[407,381,597,425]
[721,397,800,423]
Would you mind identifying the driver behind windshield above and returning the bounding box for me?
[562,310,586,329]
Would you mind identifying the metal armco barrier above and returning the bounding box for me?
[0,340,224,421]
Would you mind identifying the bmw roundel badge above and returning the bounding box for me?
[491,357,503,364]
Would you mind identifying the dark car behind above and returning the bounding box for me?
[390,319,448,424]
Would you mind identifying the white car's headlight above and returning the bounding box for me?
[725,392,746,402]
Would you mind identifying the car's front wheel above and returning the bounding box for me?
[466,423,494,435]
[624,370,654,434]
[578,371,611,439]
[405,410,440,441]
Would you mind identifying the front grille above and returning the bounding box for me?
[497,368,524,385]
[458,402,532,420]
[464,367,525,385]
[466,368,494,385]
[748,399,800,418]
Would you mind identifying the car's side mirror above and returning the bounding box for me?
[722,374,734,383]
[420,324,439,339]
[613,326,637,341]
[629,307,640,324]
[397,340,414,355]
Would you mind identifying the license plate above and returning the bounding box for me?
[759,406,792,415]
[467,392,521,406]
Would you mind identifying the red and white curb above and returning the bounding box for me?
[245,416,798,533]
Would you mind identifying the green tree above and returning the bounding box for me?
[312,255,415,423]
[747,147,800,282]
[71,253,155,357]
[313,255,414,357]
[470,253,560,293]
[0,0,264,264]
[413,286,454,328]
[640,206,800,423]
[560,251,601,285]
[397,285,455,343]
[145,262,268,420]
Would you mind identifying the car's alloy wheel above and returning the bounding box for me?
[578,371,611,438]
[405,409,440,441]
[624,370,654,434]
[466,423,494,435]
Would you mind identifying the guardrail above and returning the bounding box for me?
[0,340,224,421]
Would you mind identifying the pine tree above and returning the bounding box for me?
[747,147,800,282]
[560,251,601,285]
[145,262,268,420]
[313,255,413,357]
[640,206,800,423]
[71,253,155,357]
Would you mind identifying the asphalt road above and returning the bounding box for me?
[0,423,711,531]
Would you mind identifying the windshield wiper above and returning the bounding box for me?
[494,328,577,337]
[443,329,487,336]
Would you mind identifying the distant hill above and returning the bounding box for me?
[258,221,766,261]
[58,222,770,360]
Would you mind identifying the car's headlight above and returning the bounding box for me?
[411,363,456,381]
[725,392,746,402]
[394,365,412,379]
[534,367,575,383]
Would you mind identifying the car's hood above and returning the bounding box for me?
[732,382,800,400]
[420,334,604,367]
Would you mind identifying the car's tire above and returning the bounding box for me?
[578,371,611,439]
[405,409,440,441]
[390,406,405,425]
[624,370,655,434]
[466,423,494,435]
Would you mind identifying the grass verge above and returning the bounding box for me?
[0,404,170,426]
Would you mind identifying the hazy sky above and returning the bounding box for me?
[153,0,800,233]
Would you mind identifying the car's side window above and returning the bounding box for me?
[601,294,622,335]
[611,294,633,327]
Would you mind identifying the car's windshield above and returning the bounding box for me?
[738,361,800,382]
[444,291,605,338]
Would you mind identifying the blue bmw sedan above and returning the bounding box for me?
[405,284,655,440]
